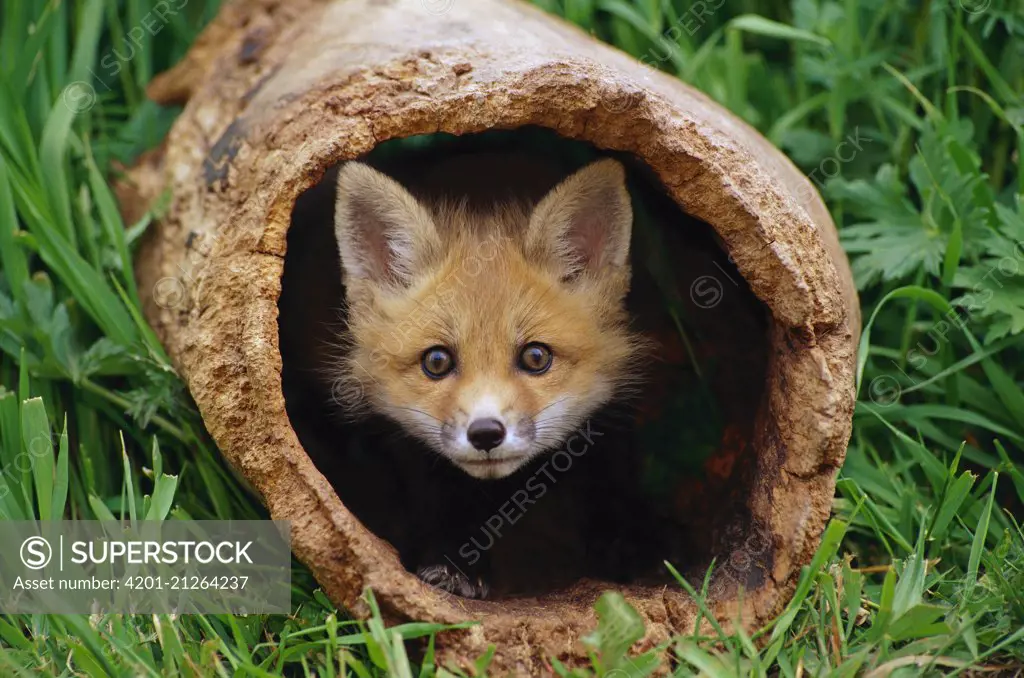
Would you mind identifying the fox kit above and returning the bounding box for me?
[328,157,646,595]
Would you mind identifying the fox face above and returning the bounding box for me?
[330,158,642,479]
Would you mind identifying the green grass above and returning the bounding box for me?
[1,0,1023,674]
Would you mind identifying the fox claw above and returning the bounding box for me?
[416,564,490,599]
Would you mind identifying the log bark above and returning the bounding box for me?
[122,0,859,672]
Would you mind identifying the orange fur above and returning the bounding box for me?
[331,159,644,479]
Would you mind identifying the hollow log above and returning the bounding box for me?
[122,0,859,672]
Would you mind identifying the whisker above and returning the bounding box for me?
[532,396,571,420]
[388,405,445,425]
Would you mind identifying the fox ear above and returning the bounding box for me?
[525,159,632,280]
[334,162,441,289]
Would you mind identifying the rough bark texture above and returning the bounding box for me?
[122,0,859,672]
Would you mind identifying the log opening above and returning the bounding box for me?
[279,128,772,601]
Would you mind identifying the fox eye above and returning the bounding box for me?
[421,346,455,379]
[518,342,553,374]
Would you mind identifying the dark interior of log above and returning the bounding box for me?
[278,128,770,599]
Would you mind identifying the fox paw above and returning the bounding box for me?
[416,564,490,599]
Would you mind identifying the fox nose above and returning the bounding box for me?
[467,418,506,452]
